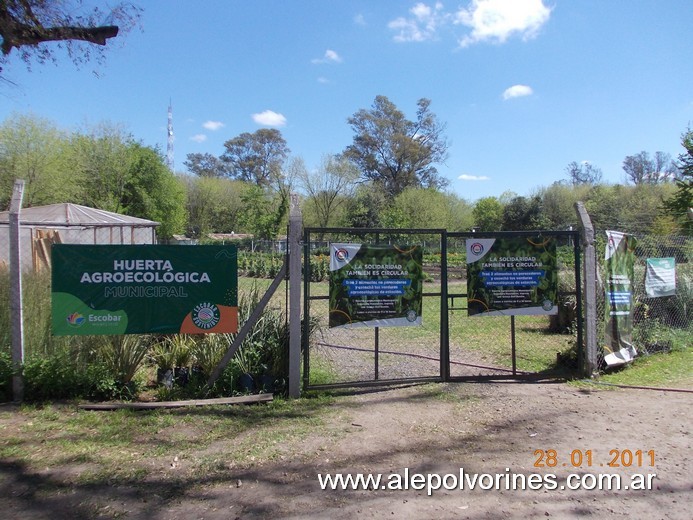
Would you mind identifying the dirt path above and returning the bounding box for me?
[1,380,691,519]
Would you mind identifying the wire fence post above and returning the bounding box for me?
[288,193,302,398]
[575,201,599,377]
[9,180,26,402]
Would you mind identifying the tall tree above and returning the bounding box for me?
[298,154,359,231]
[184,152,229,177]
[0,0,140,76]
[663,129,693,235]
[565,161,603,185]
[344,95,449,198]
[221,128,289,187]
[622,151,677,185]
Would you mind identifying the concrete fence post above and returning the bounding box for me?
[575,201,599,377]
[288,193,302,398]
[10,180,26,402]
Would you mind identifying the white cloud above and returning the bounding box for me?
[312,49,342,64]
[388,2,447,42]
[459,174,490,181]
[252,110,287,127]
[354,13,366,26]
[190,134,207,143]
[202,120,225,131]
[317,77,330,84]
[502,84,533,100]
[455,0,552,47]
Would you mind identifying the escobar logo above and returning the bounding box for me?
[192,302,220,330]
[66,312,85,327]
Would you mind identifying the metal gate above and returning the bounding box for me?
[302,228,582,391]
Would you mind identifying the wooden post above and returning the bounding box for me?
[575,202,599,377]
[206,261,287,389]
[288,193,302,398]
[9,180,26,402]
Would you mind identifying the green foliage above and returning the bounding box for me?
[182,176,247,237]
[501,195,549,231]
[0,115,184,237]
[344,184,387,228]
[98,335,151,384]
[21,347,137,402]
[151,335,195,370]
[238,185,288,239]
[384,187,472,230]
[0,349,12,401]
[0,112,76,208]
[662,129,693,235]
[472,196,504,231]
[122,143,186,238]
[221,128,289,187]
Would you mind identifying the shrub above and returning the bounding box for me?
[0,349,12,401]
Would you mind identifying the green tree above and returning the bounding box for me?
[71,122,133,212]
[472,196,504,231]
[0,0,140,77]
[384,188,472,230]
[662,129,693,235]
[221,128,289,187]
[344,184,388,228]
[0,112,75,207]
[344,95,449,198]
[501,195,548,231]
[238,184,287,240]
[182,176,247,238]
[538,183,590,230]
[121,144,185,238]
[184,152,229,177]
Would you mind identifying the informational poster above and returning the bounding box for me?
[329,243,423,328]
[52,244,238,336]
[466,236,558,316]
[603,231,637,366]
[645,257,676,297]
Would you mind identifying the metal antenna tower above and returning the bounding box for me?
[166,100,174,171]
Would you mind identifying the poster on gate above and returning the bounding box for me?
[603,230,637,367]
[51,244,238,335]
[466,235,558,316]
[328,243,423,328]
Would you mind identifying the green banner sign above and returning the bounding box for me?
[603,230,637,366]
[466,235,558,316]
[52,244,238,336]
[645,257,676,297]
[329,243,423,328]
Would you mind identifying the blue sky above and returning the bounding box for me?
[1,0,691,201]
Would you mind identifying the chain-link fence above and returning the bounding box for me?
[595,231,692,369]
